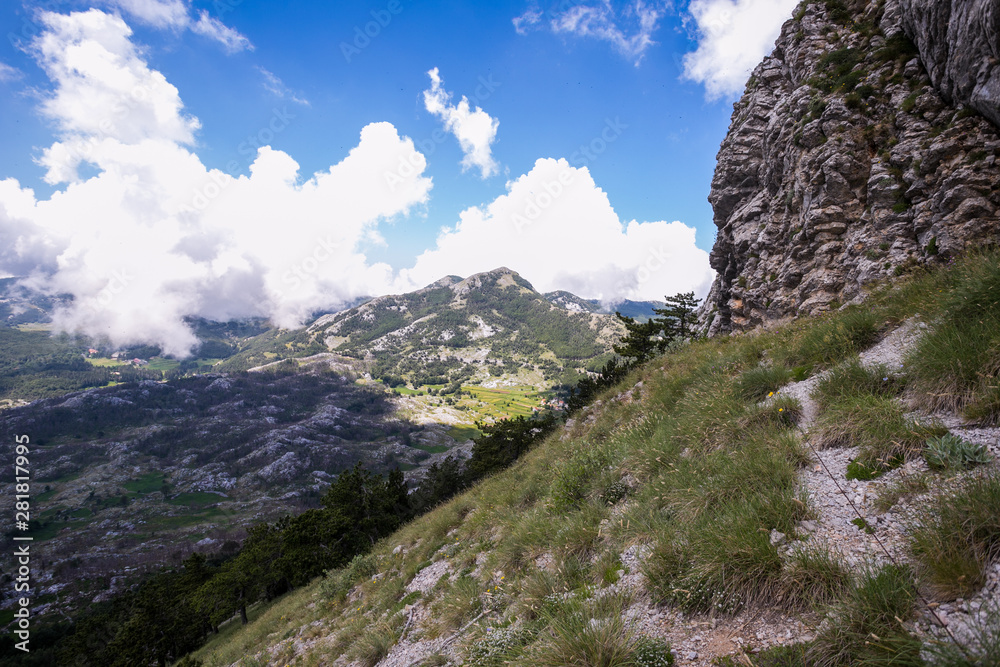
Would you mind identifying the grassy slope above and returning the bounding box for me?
[190,252,1000,667]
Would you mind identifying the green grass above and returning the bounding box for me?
[808,564,920,666]
[449,424,482,442]
[191,251,1000,666]
[123,472,166,494]
[737,364,792,401]
[910,472,1000,599]
[527,594,639,667]
[772,307,881,375]
[167,491,224,507]
[815,394,946,476]
[905,251,1000,422]
[811,360,904,409]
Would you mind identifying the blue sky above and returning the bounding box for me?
[0,0,797,354]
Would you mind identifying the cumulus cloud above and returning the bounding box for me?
[423,68,500,179]
[1,9,430,356]
[103,0,253,51]
[398,158,714,303]
[513,1,664,65]
[682,0,799,99]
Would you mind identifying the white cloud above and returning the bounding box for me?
[398,158,714,303]
[191,10,253,53]
[0,62,22,82]
[512,9,542,35]
[107,0,188,28]
[682,0,799,100]
[103,0,253,52]
[514,1,664,65]
[0,10,430,356]
[257,66,310,106]
[423,68,500,179]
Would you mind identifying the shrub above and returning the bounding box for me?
[910,473,1000,599]
[924,433,991,470]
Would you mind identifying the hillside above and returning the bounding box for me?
[181,250,1000,666]
[223,268,627,389]
[0,362,477,624]
[701,0,1000,333]
[543,291,666,322]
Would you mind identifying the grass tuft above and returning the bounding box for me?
[906,251,1000,422]
[909,472,1000,599]
[737,364,793,401]
[775,307,881,372]
[808,564,920,666]
[811,360,904,409]
[528,594,638,667]
[815,394,946,475]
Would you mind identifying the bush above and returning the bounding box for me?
[923,433,991,471]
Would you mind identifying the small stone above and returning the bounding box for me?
[686,651,699,661]
[798,520,819,533]
[770,529,787,546]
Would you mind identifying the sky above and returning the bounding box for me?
[0,0,799,355]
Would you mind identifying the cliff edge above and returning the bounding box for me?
[704,0,1000,334]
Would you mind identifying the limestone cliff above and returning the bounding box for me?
[704,0,1000,334]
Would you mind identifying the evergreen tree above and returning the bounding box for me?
[653,291,700,341]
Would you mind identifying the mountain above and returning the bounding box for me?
[701,0,1000,334]
[180,249,1000,667]
[224,267,626,388]
[0,269,629,628]
[543,290,666,322]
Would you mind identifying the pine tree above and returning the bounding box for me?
[653,292,700,341]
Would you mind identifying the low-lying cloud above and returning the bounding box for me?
[397,158,714,304]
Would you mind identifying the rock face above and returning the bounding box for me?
[703,0,1000,334]
[899,0,1000,127]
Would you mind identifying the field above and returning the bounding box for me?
[459,385,548,419]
